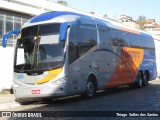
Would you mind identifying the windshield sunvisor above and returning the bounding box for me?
[59,22,68,41]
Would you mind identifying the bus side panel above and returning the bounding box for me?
[90,45,118,89]
[104,47,144,88]
[139,49,157,80]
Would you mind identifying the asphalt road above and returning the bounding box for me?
[3,79,160,120]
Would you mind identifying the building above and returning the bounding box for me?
[118,14,138,28]
[145,19,160,36]
[118,14,160,36]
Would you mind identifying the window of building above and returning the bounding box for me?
[0,14,4,42]
[14,17,21,30]
[6,16,13,43]
[0,9,31,46]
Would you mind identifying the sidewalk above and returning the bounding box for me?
[0,89,20,110]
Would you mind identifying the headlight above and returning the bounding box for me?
[12,82,22,88]
[52,76,68,85]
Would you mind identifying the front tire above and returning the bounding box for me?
[82,78,96,98]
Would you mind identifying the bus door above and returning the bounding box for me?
[68,25,81,93]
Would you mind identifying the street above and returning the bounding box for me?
[3,79,160,120]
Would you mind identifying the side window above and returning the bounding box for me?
[128,33,140,48]
[69,25,78,64]
[144,36,154,49]
[97,24,111,45]
[77,24,97,57]
[128,34,154,49]
[111,29,129,47]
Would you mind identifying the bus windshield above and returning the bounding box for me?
[14,23,65,75]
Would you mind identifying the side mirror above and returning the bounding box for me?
[2,30,20,48]
[59,22,70,41]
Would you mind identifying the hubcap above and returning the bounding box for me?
[139,77,143,87]
[87,82,94,97]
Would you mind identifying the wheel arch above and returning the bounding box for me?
[87,72,98,91]
[144,69,150,80]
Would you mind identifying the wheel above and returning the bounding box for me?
[82,78,96,98]
[10,85,14,94]
[136,72,143,88]
[143,72,149,86]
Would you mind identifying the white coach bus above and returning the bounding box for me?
[2,11,158,104]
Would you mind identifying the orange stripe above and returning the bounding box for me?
[120,27,140,34]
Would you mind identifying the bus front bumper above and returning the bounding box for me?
[13,84,69,102]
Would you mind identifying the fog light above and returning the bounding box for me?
[52,76,67,85]
[13,82,22,88]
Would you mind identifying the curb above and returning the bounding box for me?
[0,102,21,110]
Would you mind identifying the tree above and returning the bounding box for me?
[103,14,108,19]
[137,16,147,30]
[57,0,68,6]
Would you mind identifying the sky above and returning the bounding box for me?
[53,0,160,23]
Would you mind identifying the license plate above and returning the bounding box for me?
[31,89,41,94]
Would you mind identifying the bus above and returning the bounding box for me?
[2,11,157,104]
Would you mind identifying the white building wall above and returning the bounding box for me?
[148,31,160,36]
[154,38,160,79]
[0,46,14,92]
[0,0,85,16]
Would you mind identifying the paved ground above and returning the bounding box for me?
[0,89,20,110]
[1,80,160,120]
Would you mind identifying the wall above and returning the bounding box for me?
[0,46,14,92]
[154,39,160,79]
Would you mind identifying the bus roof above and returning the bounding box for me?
[24,11,159,39]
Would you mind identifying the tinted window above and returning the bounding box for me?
[77,24,97,57]
[128,33,140,48]
[144,36,154,48]
[128,33,154,49]
[111,29,129,47]
[21,23,60,38]
[21,25,38,38]
[97,24,111,45]
[39,23,60,35]
[69,25,78,64]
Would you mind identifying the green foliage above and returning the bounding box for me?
[103,14,108,19]
[137,16,147,30]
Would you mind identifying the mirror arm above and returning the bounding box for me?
[2,30,20,48]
